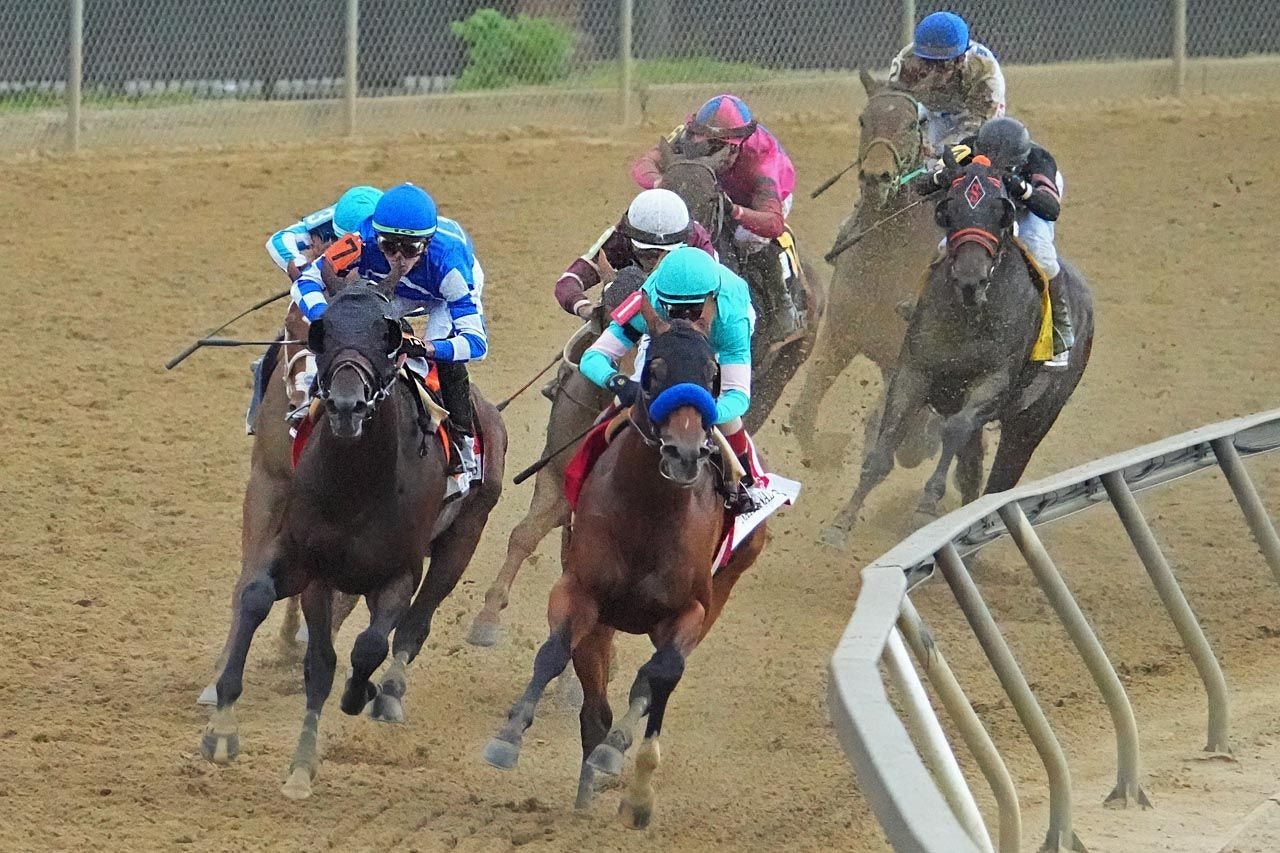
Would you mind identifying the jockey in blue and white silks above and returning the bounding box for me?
[291,182,487,478]
[579,246,769,512]
[266,185,383,278]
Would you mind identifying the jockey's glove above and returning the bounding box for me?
[606,372,641,407]
[1002,173,1033,201]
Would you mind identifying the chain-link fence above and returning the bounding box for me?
[3,0,1278,153]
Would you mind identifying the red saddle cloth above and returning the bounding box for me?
[564,418,615,512]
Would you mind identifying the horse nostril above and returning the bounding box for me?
[699,445,712,458]
[878,171,892,182]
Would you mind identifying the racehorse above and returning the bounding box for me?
[482,298,767,829]
[199,285,507,799]
[655,139,828,430]
[197,303,360,705]
[821,156,1094,548]
[790,70,944,469]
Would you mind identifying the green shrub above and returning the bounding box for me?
[450,9,577,91]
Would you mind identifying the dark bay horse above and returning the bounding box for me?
[200,285,507,799]
[482,297,767,829]
[791,71,943,469]
[821,158,1094,548]
[656,140,828,431]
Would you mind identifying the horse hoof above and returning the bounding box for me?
[586,743,625,776]
[575,764,598,811]
[280,767,313,800]
[619,799,653,830]
[368,692,406,724]
[818,526,849,550]
[467,617,502,648]
[482,737,521,770]
[340,679,376,716]
[196,683,218,707]
[200,728,239,765]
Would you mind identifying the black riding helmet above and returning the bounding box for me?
[975,117,1032,170]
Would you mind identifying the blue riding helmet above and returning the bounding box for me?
[332,185,383,237]
[913,11,970,61]
[372,183,438,238]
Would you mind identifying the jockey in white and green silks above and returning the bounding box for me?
[579,246,770,511]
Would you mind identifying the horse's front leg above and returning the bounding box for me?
[607,602,706,830]
[281,580,336,800]
[341,571,415,717]
[821,364,929,548]
[200,556,285,763]
[916,373,1008,521]
[483,573,599,770]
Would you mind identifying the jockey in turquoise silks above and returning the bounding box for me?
[579,246,769,512]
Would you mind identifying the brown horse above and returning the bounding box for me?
[200,285,506,799]
[790,71,943,470]
[482,298,767,829]
[197,303,360,704]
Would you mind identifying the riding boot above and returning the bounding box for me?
[436,361,478,478]
[744,244,799,342]
[245,338,283,436]
[1045,270,1075,369]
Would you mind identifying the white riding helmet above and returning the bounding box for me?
[622,188,691,250]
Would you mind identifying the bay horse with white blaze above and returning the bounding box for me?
[482,296,767,829]
[821,156,1094,547]
[200,285,506,799]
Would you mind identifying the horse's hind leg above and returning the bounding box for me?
[791,326,859,461]
[200,558,284,765]
[573,624,616,810]
[341,572,414,718]
[468,466,569,647]
[281,581,337,800]
[483,574,599,770]
[615,603,705,830]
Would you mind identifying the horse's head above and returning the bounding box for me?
[306,285,403,439]
[933,155,1017,308]
[656,138,730,245]
[637,296,719,486]
[857,73,927,210]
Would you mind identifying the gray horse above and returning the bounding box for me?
[791,71,943,469]
[821,157,1094,547]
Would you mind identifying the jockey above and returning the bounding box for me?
[266,185,384,280]
[911,116,1072,369]
[630,94,801,342]
[889,11,1006,158]
[554,188,717,321]
[291,182,488,478]
[246,185,384,434]
[578,246,768,513]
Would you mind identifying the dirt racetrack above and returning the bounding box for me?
[3,96,1280,852]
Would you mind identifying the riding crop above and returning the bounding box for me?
[165,287,292,369]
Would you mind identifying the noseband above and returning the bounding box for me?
[859,91,926,191]
[946,226,1003,258]
[316,351,397,420]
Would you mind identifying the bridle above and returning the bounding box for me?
[944,172,1012,265]
[315,350,398,422]
[858,91,927,196]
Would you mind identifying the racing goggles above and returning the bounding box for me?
[376,234,429,258]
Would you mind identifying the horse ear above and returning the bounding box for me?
[694,293,718,335]
[999,198,1017,229]
[934,198,953,229]
[385,318,403,357]
[859,68,882,96]
[638,294,671,336]
[307,318,326,354]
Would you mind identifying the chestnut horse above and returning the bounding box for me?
[482,296,767,829]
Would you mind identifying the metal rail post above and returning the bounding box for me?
[937,544,1085,852]
[902,0,917,51]
[1211,437,1280,585]
[620,0,635,126]
[343,0,359,136]
[1172,0,1187,96]
[900,599,1022,853]
[68,0,84,152]
[1101,471,1231,754]
[884,628,995,853]
[1000,503,1151,809]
